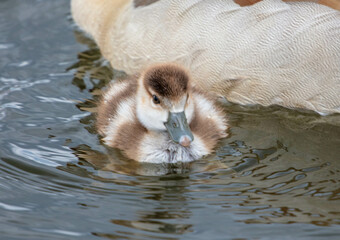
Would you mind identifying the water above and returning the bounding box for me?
[0,1,339,239]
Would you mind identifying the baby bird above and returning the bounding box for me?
[97,64,227,163]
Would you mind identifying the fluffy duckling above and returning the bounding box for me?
[97,64,227,163]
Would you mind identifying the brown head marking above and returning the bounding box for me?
[143,64,190,101]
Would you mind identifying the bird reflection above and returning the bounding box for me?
[68,28,340,230]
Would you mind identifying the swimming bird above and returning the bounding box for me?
[96,64,227,163]
[72,0,340,115]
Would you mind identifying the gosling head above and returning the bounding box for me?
[136,64,195,147]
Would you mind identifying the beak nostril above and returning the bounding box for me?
[164,111,194,145]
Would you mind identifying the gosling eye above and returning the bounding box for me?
[152,95,161,104]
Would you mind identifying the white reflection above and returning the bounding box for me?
[37,96,75,104]
[10,143,76,167]
[57,112,90,123]
[0,202,30,211]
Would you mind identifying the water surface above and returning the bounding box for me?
[0,1,339,239]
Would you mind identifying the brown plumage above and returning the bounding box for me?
[189,89,228,151]
[96,64,228,163]
[97,77,138,131]
[143,64,189,101]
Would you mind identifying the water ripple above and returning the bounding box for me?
[0,202,30,211]
[8,60,31,67]
[0,102,22,121]
[37,96,76,104]
[33,228,85,237]
[0,77,50,100]
[57,112,91,123]
[10,143,76,167]
[0,43,15,49]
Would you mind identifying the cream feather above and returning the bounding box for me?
[72,0,340,115]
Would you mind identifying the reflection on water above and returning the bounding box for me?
[0,0,339,239]
[69,31,340,231]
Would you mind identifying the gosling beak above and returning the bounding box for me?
[164,111,194,147]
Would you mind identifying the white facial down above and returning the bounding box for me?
[135,77,194,132]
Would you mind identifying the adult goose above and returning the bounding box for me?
[72,0,340,115]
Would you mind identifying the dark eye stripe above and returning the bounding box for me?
[152,95,160,104]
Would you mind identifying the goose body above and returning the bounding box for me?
[72,0,340,115]
[97,64,227,163]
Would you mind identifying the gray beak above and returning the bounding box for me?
[164,112,194,147]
